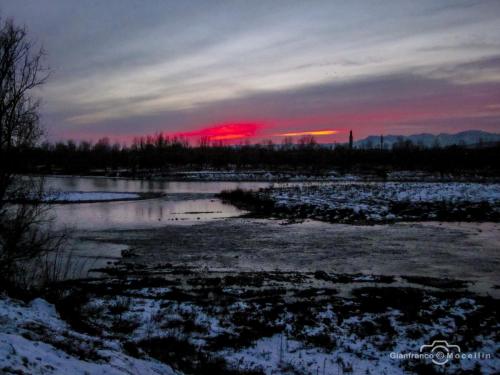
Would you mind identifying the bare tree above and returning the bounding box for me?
[0,17,62,288]
[0,18,47,200]
[298,135,317,148]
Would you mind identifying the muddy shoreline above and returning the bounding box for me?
[80,219,500,296]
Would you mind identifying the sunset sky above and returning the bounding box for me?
[2,0,500,144]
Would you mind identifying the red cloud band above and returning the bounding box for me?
[170,122,263,141]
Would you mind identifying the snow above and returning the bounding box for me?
[5,273,497,375]
[255,182,500,222]
[0,334,173,375]
[269,182,500,207]
[0,297,177,375]
[164,170,363,182]
[132,169,499,182]
[70,279,499,375]
[222,331,401,374]
[222,307,499,374]
[43,191,141,202]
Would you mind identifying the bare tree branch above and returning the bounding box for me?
[0,17,62,289]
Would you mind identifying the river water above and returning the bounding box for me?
[37,177,500,296]
[43,176,272,230]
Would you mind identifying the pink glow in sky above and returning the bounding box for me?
[8,1,497,143]
[171,123,263,142]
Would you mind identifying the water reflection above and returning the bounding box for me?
[45,177,271,230]
[43,176,271,194]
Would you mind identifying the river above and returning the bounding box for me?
[43,176,272,230]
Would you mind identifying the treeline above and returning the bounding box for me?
[11,135,500,176]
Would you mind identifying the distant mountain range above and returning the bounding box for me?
[354,130,500,148]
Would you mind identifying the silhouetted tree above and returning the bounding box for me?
[9,128,500,176]
[0,17,63,288]
[298,135,317,148]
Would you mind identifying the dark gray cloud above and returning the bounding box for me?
[1,0,500,141]
[44,71,500,141]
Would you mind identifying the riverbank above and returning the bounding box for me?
[219,182,500,224]
[2,218,499,374]
[43,191,166,204]
[2,267,498,374]
[29,169,500,182]
[2,175,499,374]
[81,219,500,295]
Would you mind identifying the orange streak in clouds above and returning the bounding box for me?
[165,124,339,144]
[210,133,250,141]
[277,130,339,137]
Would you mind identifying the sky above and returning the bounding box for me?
[2,0,500,144]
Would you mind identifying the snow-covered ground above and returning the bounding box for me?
[23,270,495,375]
[1,268,498,374]
[43,191,141,202]
[0,297,177,374]
[117,169,499,182]
[140,170,361,182]
[249,182,500,222]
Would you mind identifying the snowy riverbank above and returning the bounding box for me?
[0,296,177,374]
[43,191,141,202]
[221,182,500,223]
[2,268,497,374]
